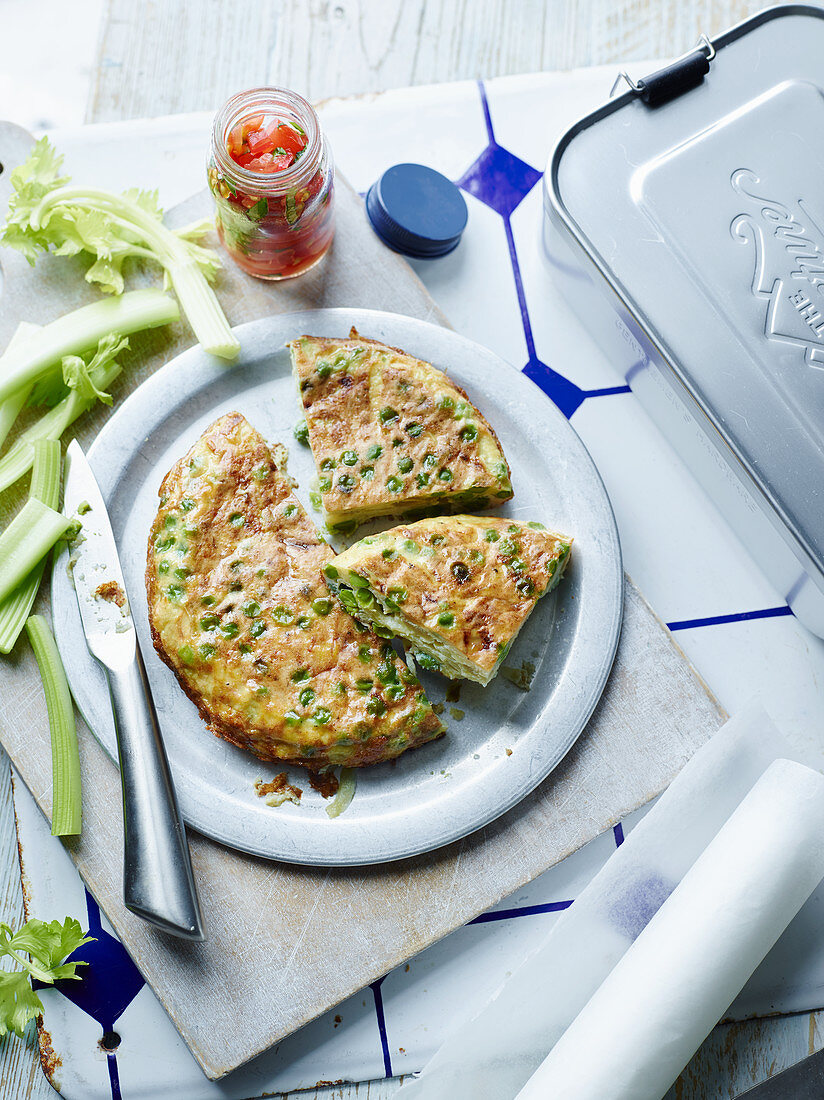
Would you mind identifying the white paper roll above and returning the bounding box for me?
[515,758,824,1100]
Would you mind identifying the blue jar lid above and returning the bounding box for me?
[366,163,468,258]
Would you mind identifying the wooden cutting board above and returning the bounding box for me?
[0,121,724,1080]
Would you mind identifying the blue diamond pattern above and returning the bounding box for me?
[457,142,542,218]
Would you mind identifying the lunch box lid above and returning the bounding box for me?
[547,4,824,589]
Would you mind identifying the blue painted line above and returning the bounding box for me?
[477,79,496,143]
[667,605,793,631]
[468,899,573,924]
[585,385,631,398]
[106,1052,122,1100]
[502,215,536,360]
[613,822,625,847]
[370,977,393,1078]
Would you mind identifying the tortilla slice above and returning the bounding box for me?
[323,515,572,686]
[288,329,513,531]
[146,412,444,769]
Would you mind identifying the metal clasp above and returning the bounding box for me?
[610,33,716,101]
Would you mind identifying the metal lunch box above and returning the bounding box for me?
[544,4,824,638]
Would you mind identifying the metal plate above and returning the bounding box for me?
[51,308,623,866]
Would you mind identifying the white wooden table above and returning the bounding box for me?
[2,1,819,1096]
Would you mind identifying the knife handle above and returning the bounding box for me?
[106,644,205,941]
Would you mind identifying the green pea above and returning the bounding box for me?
[229,513,244,528]
[240,601,259,618]
[386,475,403,493]
[379,406,399,424]
[438,395,455,411]
[460,424,478,442]
[253,464,271,480]
[438,468,453,482]
[220,621,239,638]
[416,473,430,488]
[178,644,196,665]
[273,606,294,625]
[155,535,175,551]
[517,577,535,596]
[356,678,373,693]
[484,528,500,542]
[358,644,372,661]
[284,709,302,724]
[201,595,215,606]
[387,586,407,602]
[528,521,546,530]
[397,456,413,474]
[355,588,376,609]
[309,491,322,509]
[547,559,558,576]
[284,503,298,518]
[422,452,437,470]
[239,643,252,654]
[337,473,356,492]
[381,547,396,560]
[198,643,215,659]
[200,613,219,630]
[402,539,418,553]
[297,615,312,630]
[392,437,404,448]
[313,707,332,725]
[499,538,516,555]
[180,498,195,513]
[320,457,336,471]
[324,563,339,580]
[250,619,267,637]
[406,421,423,438]
[294,420,309,444]
[366,695,387,717]
[312,597,332,616]
[386,684,406,701]
[414,651,441,672]
[319,476,332,493]
[366,444,383,461]
[299,687,316,706]
[437,611,455,628]
[339,589,357,612]
[361,466,375,480]
[157,560,170,575]
[164,515,177,528]
[317,363,332,379]
[292,668,310,682]
[341,450,358,466]
[349,571,370,588]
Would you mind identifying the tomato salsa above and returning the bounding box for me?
[208,89,335,281]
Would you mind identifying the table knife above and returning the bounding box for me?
[733,1047,824,1097]
[63,440,205,941]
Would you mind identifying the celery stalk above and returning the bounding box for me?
[0,355,122,495]
[25,615,81,836]
[0,290,178,405]
[0,500,71,605]
[0,440,62,654]
[0,323,39,451]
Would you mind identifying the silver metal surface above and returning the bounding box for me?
[52,309,624,866]
[63,443,205,939]
[545,4,824,637]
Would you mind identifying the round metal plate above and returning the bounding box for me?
[51,309,623,866]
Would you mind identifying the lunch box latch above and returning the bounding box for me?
[610,34,716,108]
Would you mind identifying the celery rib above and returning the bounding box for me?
[25,615,81,836]
[0,500,71,606]
[0,290,178,405]
[0,441,63,654]
[0,358,122,495]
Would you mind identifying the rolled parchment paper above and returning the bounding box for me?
[397,704,799,1100]
[515,757,824,1100]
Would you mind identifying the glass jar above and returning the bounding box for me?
[208,87,335,280]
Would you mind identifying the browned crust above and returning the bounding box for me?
[145,412,444,770]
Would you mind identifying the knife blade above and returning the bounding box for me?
[64,440,205,941]
[733,1047,824,1097]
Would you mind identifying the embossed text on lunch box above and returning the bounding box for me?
[731,168,824,370]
